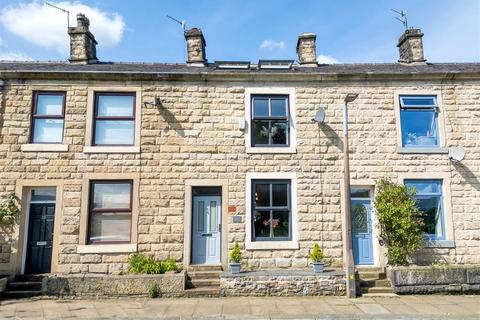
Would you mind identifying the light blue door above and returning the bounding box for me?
[192,196,221,264]
[351,189,374,265]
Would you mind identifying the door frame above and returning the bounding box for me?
[13,180,63,275]
[184,179,228,270]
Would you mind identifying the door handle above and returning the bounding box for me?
[201,233,212,237]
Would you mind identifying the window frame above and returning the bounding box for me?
[30,91,66,144]
[405,179,446,241]
[92,92,136,146]
[250,95,290,148]
[87,179,133,245]
[251,179,292,242]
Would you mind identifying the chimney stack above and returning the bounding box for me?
[296,33,318,67]
[184,28,207,66]
[68,13,98,64]
[397,28,426,63]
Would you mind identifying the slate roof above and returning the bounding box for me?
[0,61,479,75]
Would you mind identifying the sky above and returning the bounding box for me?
[0,0,478,64]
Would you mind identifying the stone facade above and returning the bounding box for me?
[220,270,345,296]
[0,74,479,276]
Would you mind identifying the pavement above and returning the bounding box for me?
[0,295,479,319]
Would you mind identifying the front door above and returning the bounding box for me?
[25,203,56,274]
[351,188,374,265]
[192,196,221,264]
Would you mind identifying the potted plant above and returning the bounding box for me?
[229,242,242,274]
[309,243,325,273]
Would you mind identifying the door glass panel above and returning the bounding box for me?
[352,201,368,233]
[351,188,370,198]
[197,201,205,232]
[31,188,56,201]
[209,201,217,232]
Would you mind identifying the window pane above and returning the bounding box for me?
[94,120,134,145]
[97,95,134,117]
[254,183,270,207]
[33,119,63,143]
[271,98,287,116]
[252,120,269,145]
[416,196,443,236]
[197,201,205,233]
[89,212,131,242]
[209,201,217,232]
[271,121,287,145]
[93,183,131,209]
[36,94,63,116]
[272,184,288,206]
[253,211,271,238]
[400,110,438,147]
[31,188,56,201]
[401,96,436,107]
[351,188,370,198]
[272,210,289,238]
[406,180,441,194]
[253,98,269,117]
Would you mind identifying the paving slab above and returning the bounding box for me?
[355,303,391,314]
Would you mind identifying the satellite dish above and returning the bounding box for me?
[313,107,326,123]
[449,147,466,162]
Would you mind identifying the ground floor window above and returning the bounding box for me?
[251,179,291,241]
[88,180,132,243]
[405,179,445,240]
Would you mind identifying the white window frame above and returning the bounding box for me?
[245,172,298,250]
[394,90,448,154]
[245,87,296,154]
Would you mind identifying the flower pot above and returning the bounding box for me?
[312,262,324,273]
[229,263,241,274]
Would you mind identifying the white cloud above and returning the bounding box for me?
[260,40,285,50]
[0,52,32,61]
[0,1,125,54]
[317,54,339,64]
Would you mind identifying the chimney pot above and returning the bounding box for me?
[296,33,318,67]
[68,13,98,64]
[397,28,426,63]
[184,28,207,66]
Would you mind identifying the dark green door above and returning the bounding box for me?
[25,203,55,274]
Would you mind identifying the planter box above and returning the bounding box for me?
[220,269,345,297]
[389,265,480,294]
[42,271,186,297]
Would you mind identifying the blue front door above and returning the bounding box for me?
[351,189,374,265]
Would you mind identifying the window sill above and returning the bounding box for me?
[21,144,69,152]
[77,243,137,254]
[245,241,299,250]
[83,146,140,154]
[396,147,448,154]
[423,240,455,248]
[246,147,296,154]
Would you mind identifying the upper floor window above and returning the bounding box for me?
[251,95,289,147]
[399,95,439,147]
[31,92,65,143]
[405,179,445,240]
[88,180,132,244]
[93,93,135,146]
[252,179,291,241]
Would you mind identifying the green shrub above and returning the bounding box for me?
[309,243,324,262]
[164,257,179,272]
[147,281,160,298]
[229,243,241,263]
[0,193,19,230]
[128,253,165,274]
[374,179,424,266]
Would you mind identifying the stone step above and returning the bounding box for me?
[187,271,221,280]
[14,275,44,283]
[2,290,43,299]
[361,292,399,298]
[356,267,385,273]
[7,281,42,291]
[355,272,386,280]
[359,279,392,288]
[188,265,223,272]
[360,286,395,294]
[188,278,220,288]
[183,287,220,298]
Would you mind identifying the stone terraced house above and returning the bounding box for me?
[0,14,479,296]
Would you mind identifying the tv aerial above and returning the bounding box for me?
[167,15,186,31]
[45,2,70,28]
[391,9,408,30]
